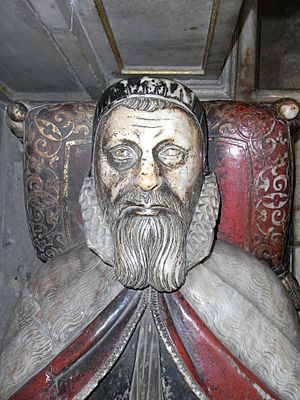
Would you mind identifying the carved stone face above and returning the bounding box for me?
[94,104,205,292]
[97,105,202,206]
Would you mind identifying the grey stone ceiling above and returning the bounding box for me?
[0,0,243,102]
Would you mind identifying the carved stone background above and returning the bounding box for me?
[24,102,293,278]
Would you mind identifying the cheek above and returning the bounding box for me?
[98,160,136,201]
[162,155,201,202]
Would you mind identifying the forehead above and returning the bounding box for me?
[101,105,201,148]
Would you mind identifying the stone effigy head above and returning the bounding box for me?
[80,77,220,292]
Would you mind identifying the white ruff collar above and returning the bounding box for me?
[79,173,220,269]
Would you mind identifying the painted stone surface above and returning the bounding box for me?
[1,78,299,399]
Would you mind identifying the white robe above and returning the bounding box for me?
[0,241,299,399]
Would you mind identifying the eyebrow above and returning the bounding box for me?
[111,130,140,138]
[106,138,137,148]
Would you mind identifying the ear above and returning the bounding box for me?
[186,173,220,268]
[79,176,114,265]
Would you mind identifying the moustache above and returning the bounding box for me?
[110,184,186,222]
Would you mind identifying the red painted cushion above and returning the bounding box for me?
[204,102,292,276]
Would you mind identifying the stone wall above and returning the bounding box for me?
[259,0,300,90]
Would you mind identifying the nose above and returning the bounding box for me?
[135,154,162,191]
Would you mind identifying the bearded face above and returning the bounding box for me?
[94,104,204,292]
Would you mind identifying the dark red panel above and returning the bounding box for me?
[214,141,250,249]
[205,102,293,274]
[159,292,278,400]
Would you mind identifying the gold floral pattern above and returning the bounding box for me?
[24,103,94,261]
[204,102,293,277]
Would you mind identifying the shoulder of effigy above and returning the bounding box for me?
[0,247,122,399]
[197,239,298,317]
[186,239,300,346]
[203,239,289,292]
[201,239,283,285]
[27,243,117,295]
[1,245,119,343]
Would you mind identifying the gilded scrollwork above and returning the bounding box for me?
[24,103,94,261]
[205,103,293,276]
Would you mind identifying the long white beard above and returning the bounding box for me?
[79,173,220,292]
[113,210,186,292]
